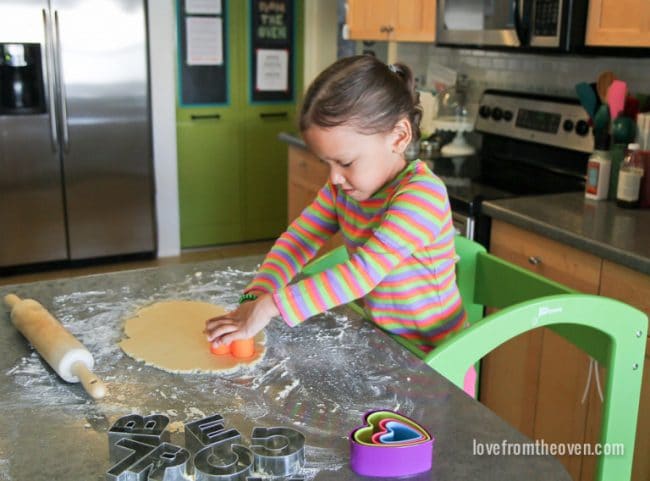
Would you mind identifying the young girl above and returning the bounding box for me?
[206,55,467,355]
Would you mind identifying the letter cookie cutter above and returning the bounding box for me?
[106,439,191,481]
[108,414,170,462]
[185,413,253,481]
[184,413,241,455]
[250,427,305,476]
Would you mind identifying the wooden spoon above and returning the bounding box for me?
[596,71,615,104]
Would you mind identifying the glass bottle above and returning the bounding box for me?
[616,143,644,208]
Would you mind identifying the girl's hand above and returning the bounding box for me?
[204,294,279,346]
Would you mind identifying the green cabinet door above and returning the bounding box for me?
[241,0,304,241]
[177,110,244,247]
[241,106,295,240]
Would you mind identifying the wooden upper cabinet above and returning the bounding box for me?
[586,0,650,47]
[346,0,436,42]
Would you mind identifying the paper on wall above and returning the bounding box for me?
[186,16,223,66]
[256,49,288,92]
[185,0,221,15]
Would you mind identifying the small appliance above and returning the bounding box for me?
[436,0,589,51]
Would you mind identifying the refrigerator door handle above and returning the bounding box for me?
[53,10,70,152]
[42,8,59,153]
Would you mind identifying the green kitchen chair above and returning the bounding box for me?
[302,236,648,481]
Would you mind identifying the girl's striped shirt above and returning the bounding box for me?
[245,160,467,351]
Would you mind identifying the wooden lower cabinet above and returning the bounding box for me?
[287,144,342,255]
[484,219,650,481]
[483,220,602,481]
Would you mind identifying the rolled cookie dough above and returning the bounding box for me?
[119,300,265,373]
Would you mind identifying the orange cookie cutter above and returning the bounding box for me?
[210,338,255,359]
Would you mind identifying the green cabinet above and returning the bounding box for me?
[177,109,244,246]
[176,0,303,248]
[241,106,294,240]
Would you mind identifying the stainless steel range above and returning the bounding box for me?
[442,89,592,246]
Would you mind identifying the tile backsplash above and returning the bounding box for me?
[396,44,650,107]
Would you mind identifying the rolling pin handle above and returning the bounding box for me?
[4,294,22,309]
[71,361,107,400]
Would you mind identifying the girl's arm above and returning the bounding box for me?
[243,183,340,295]
[205,184,339,346]
[275,178,452,325]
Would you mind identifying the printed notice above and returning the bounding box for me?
[186,16,223,65]
[256,49,288,92]
[185,0,221,15]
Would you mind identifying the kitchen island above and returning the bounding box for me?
[0,256,571,481]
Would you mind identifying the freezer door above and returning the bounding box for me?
[52,0,156,260]
[0,0,68,268]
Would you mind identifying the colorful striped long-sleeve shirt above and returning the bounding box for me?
[245,160,467,351]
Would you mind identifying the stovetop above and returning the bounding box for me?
[436,89,591,213]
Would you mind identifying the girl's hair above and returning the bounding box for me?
[299,55,422,140]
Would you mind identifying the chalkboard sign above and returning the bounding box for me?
[250,0,295,103]
[177,0,228,106]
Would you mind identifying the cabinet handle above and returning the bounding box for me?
[191,114,221,120]
[528,256,542,266]
[260,112,288,119]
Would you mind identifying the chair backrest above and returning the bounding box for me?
[426,238,648,481]
[453,235,486,325]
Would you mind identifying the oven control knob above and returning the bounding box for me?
[575,119,590,136]
[479,105,492,118]
[503,110,513,121]
[491,107,503,121]
[563,119,574,132]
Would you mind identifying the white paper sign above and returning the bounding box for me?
[256,49,288,92]
[185,0,221,15]
[186,16,223,66]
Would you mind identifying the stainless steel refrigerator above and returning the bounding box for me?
[0,0,156,269]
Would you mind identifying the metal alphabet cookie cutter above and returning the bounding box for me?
[250,426,306,476]
[108,414,170,462]
[107,414,191,481]
[106,440,191,481]
[186,414,305,480]
[185,413,253,481]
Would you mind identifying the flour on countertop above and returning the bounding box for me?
[1,261,423,481]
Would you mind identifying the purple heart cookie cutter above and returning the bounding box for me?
[349,409,434,477]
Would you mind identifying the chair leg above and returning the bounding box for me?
[596,348,643,481]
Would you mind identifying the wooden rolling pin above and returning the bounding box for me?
[4,294,106,399]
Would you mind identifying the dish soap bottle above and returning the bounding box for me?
[616,143,644,208]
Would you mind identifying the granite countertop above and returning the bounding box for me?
[482,192,650,275]
[0,255,571,481]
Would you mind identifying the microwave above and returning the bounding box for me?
[436,0,589,51]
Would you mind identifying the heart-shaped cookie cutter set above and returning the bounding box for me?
[350,410,434,477]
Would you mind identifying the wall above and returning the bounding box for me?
[147,0,180,257]
[304,0,338,89]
